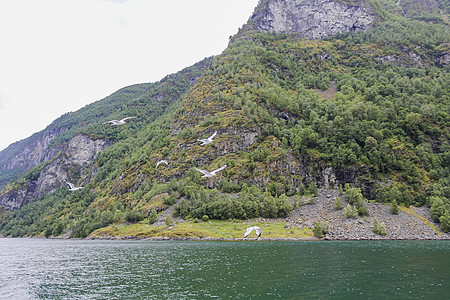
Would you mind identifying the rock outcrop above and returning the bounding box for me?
[0,134,111,210]
[244,0,376,39]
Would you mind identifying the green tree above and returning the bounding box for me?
[313,221,329,238]
[334,196,343,210]
[148,210,158,224]
[390,200,399,214]
[439,211,450,233]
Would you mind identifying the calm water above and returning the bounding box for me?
[0,239,448,299]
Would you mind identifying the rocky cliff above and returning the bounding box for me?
[0,134,110,209]
[243,0,376,39]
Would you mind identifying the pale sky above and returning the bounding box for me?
[0,0,259,151]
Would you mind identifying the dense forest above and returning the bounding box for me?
[0,0,449,238]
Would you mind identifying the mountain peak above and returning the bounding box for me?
[242,0,376,39]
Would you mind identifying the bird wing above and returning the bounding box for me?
[102,120,116,124]
[208,131,217,140]
[255,227,261,236]
[195,168,210,176]
[66,182,75,189]
[244,227,254,238]
[156,160,168,168]
[211,164,227,175]
[120,117,136,122]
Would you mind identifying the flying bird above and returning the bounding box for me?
[198,131,217,145]
[194,165,227,177]
[156,160,169,169]
[66,182,83,192]
[244,226,261,239]
[103,117,136,126]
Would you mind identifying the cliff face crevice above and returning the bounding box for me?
[1,127,66,173]
[0,134,111,210]
[245,0,376,39]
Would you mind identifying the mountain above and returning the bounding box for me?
[1,0,449,239]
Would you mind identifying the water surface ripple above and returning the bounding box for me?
[0,239,448,299]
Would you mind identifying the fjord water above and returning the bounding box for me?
[0,239,448,299]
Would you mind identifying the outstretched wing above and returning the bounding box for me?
[156,160,168,168]
[211,164,227,175]
[194,168,210,176]
[244,227,254,238]
[120,117,136,122]
[102,120,116,124]
[66,182,75,189]
[208,131,217,140]
[254,227,261,237]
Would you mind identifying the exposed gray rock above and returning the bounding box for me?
[0,134,111,210]
[288,188,450,240]
[246,0,376,39]
[1,127,66,173]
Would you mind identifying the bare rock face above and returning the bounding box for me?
[0,134,111,210]
[1,127,65,173]
[246,0,376,39]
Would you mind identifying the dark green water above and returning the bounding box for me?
[0,239,448,299]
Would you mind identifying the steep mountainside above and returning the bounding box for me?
[1,0,449,239]
[0,58,212,189]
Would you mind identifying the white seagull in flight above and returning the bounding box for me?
[198,131,217,145]
[244,226,261,239]
[194,165,227,177]
[66,182,83,192]
[156,160,169,169]
[103,117,136,126]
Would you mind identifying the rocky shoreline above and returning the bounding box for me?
[288,188,450,240]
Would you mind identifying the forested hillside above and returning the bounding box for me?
[0,0,449,238]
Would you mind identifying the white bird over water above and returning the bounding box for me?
[156,160,169,169]
[194,165,227,177]
[103,117,136,126]
[244,226,261,239]
[198,131,217,145]
[66,182,83,192]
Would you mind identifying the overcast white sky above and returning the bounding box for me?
[0,0,259,151]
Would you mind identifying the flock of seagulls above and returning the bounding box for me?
[156,130,226,177]
[65,117,260,238]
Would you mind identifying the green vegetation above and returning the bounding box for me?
[334,196,343,210]
[313,221,329,238]
[1,1,449,237]
[90,220,313,240]
[372,217,388,235]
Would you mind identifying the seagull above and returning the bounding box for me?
[244,226,261,239]
[66,182,83,192]
[194,165,227,177]
[198,131,217,145]
[103,117,136,126]
[156,160,169,169]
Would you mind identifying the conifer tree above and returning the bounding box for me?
[334,196,343,210]
[390,200,399,214]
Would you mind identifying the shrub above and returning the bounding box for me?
[390,200,399,214]
[148,210,158,224]
[334,196,343,210]
[343,204,355,219]
[165,215,174,226]
[372,217,379,234]
[125,210,144,223]
[372,217,387,235]
[378,222,387,235]
[202,215,209,222]
[313,221,329,238]
[440,211,450,233]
